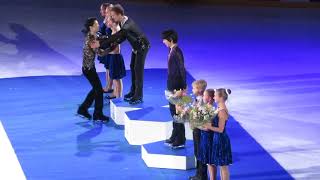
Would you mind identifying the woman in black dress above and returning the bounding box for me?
[77,17,109,122]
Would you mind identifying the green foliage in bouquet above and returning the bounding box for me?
[188,104,217,130]
[165,90,192,106]
[176,95,192,106]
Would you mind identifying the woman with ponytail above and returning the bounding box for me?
[203,88,232,180]
[77,17,109,122]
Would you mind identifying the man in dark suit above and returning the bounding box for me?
[109,4,150,104]
[162,29,186,149]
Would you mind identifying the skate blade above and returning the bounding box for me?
[171,144,185,149]
[75,114,91,120]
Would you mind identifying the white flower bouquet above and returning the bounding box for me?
[189,104,217,130]
[174,103,217,130]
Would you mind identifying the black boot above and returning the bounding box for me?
[105,95,116,100]
[164,138,174,146]
[165,138,174,144]
[171,140,186,149]
[129,97,143,105]
[188,175,201,180]
[124,92,134,101]
[93,113,109,122]
[77,107,92,120]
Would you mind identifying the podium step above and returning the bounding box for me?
[110,98,141,125]
[124,107,193,145]
[141,140,196,170]
[124,107,173,145]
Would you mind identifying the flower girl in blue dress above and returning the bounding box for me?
[203,88,232,180]
[197,89,215,165]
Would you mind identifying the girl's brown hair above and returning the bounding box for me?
[205,88,215,101]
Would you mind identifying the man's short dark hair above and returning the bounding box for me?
[161,29,178,43]
[111,4,125,15]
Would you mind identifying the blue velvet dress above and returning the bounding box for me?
[197,129,213,164]
[209,114,232,166]
[108,54,126,80]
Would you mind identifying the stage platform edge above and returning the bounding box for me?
[141,140,196,170]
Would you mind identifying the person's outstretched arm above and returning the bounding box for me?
[100,29,127,49]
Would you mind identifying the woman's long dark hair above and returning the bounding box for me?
[81,17,97,35]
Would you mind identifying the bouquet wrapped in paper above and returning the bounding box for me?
[174,103,218,130]
[165,90,192,106]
